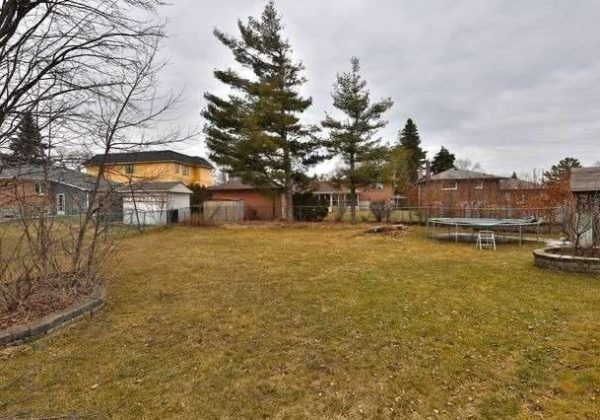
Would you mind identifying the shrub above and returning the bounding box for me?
[370,201,392,223]
[333,204,347,222]
[188,185,210,207]
[293,192,329,222]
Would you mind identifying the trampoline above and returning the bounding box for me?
[426,217,543,245]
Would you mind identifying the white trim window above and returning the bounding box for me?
[124,164,135,175]
[56,193,66,215]
[474,180,484,190]
[441,180,458,190]
[182,165,190,175]
[175,164,180,174]
[35,182,46,196]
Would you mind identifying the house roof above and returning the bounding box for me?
[86,150,214,169]
[208,178,256,191]
[499,177,540,191]
[208,178,280,191]
[571,167,600,192]
[0,164,112,191]
[124,182,192,194]
[311,181,350,194]
[420,168,504,183]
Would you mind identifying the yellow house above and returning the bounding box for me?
[85,150,214,187]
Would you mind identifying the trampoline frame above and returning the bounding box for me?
[426,217,543,245]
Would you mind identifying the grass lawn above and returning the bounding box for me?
[1,225,600,418]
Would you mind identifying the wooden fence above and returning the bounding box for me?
[202,201,245,222]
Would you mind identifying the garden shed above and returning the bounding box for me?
[570,167,600,248]
[123,182,192,226]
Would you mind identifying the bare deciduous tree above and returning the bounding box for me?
[562,192,600,256]
[0,1,199,324]
[0,0,166,143]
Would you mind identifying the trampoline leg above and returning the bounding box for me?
[519,225,522,246]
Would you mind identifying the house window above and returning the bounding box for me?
[441,181,458,190]
[35,182,46,195]
[124,164,135,175]
[175,164,180,173]
[182,165,190,175]
[474,180,484,190]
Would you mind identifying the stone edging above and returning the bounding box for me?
[533,247,600,274]
[0,286,106,348]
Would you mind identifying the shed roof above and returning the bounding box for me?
[571,167,600,192]
[87,150,214,169]
[208,178,280,191]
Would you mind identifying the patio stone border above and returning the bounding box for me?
[0,286,105,348]
[533,247,600,274]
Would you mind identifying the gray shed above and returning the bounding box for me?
[571,167,600,247]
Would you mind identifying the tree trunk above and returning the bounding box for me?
[285,186,294,222]
[350,154,356,224]
[282,138,294,222]
[350,183,357,224]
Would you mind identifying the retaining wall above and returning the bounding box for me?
[533,248,600,274]
[0,287,105,347]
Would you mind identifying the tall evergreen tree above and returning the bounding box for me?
[543,157,581,184]
[430,146,455,174]
[9,111,46,162]
[321,57,393,224]
[397,118,425,183]
[202,1,321,221]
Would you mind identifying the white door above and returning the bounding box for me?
[56,193,66,215]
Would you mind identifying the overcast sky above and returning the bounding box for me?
[156,0,600,176]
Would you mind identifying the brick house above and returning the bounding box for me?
[417,168,503,207]
[0,164,121,219]
[207,178,284,220]
[311,181,398,211]
[498,175,542,208]
[417,168,542,210]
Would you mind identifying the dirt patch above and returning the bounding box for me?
[0,279,96,330]
[364,224,410,237]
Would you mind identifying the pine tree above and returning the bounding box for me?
[543,157,581,184]
[397,118,425,183]
[202,1,321,221]
[430,146,455,174]
[321,57,393,224]
[9,111,46,163]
